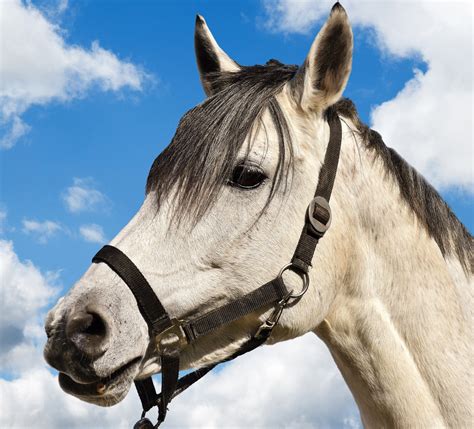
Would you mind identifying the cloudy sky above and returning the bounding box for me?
[0,0,472,428]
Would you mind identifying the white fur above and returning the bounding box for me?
[45,7,473,427]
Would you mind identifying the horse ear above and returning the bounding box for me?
[291,3,353,112]
[194,15,241,96]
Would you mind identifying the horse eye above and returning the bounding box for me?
[228,164,267,190]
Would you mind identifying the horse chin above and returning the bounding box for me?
[58,357,141,406]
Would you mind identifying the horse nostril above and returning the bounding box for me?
[66,311,93,338]
[66,311,109,357]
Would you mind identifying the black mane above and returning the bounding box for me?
[146,61,472,273]
[335,98,472,273]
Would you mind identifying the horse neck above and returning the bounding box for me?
[315,118,473,427]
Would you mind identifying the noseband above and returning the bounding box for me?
[92,108,342,428]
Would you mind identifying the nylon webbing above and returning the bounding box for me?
[157,353,180,424]
[92,245,172,333]
[183,277,288,340]
[292,232,319,269]
[291,109,342,271]
[135,378,158,413]
[314,108,342,201]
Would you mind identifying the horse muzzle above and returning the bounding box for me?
[44,304,142,405]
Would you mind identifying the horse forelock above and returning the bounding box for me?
[146,61,298,225]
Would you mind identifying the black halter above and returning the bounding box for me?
[92,108,342,428]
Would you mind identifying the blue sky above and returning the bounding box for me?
[0,1,472,428]
[3,1,471,288]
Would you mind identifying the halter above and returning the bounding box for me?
[92,108,342,428]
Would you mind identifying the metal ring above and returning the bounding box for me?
[278,263,310,300]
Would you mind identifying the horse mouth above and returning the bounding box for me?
[58,356,142,404]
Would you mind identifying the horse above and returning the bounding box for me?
[44,3,473,427]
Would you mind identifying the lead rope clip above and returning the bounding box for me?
[133,416,155,429]
[254,297,288,340]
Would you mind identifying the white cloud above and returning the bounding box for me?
[57,0,68,14]
[263,0,473,191]
[39,0,69,19]
[0,0,148,149]
[0,116,31,149]
[79,223,106,244]
[62,177,109,213]
[22,218,63,243]
[264,0,331,34]
[0,240,58,370]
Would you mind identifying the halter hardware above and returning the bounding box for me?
[91,107,342,428]
[308,196,332,237]
[154,319,187,353]
[254,296,289,340]
[254,261,310,340]
[278,263,310,299]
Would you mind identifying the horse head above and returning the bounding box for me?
[43,4,353,408]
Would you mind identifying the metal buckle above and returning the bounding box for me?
[278,263,310,299]
[307,196,332,237]
[155,319,188,353]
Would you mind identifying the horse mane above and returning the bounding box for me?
[146,60,472,273]
[146,61,298,223]
[334,98,473,273]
